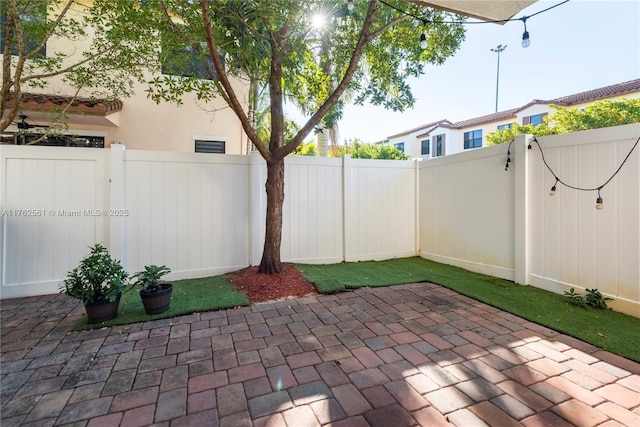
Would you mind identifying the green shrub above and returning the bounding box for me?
[60,243,128,304]
[564,287,612,309]
[486,98,640,145]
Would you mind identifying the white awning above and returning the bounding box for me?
[408,1,538,22]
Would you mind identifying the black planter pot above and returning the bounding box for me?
[84,294,121,324]
[140,284,173,315]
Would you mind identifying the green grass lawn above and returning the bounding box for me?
[70,274,249,331]
[70,256,640,363]
[296,257,640,363]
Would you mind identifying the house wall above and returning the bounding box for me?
[384,92,640,159]
[386,132,423,159]
[387,126,456,159]
[1,0,249,154]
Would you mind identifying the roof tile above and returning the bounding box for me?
[387,78,640,137]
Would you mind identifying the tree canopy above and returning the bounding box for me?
[144,0,466,147]
[1,0,158,132]
[142,0,466,273]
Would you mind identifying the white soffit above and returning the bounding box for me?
[407,1,538,23]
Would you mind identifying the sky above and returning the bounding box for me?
[290,0,640,144]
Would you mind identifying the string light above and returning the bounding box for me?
[374,0,569,49]
[505,139,513,171]
[420,32,427,49]
[506,135,640,211]
[549,177,558,196]
[521,17,531,48]
[596,189,603,210]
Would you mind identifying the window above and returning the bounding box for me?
[394,142,404,152]
[0,2,47,57]
[162,42,223,80]
[432,134,445,157]
[4,132,104,147]
[522,113,548,126]
[421,139,430,155]
[195,140,225,153]
[463,129,482,149]
[497,123,513,131]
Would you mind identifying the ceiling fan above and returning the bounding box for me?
[16,113,49,131]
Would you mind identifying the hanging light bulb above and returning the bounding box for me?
[596,189,603,210]
[549,178,558,196]
[420,32,427,50]
[347,0,354,12]
[521,18,530,48]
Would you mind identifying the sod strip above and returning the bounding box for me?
[71,275,249,331]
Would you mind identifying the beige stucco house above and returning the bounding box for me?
[384,79,640,159]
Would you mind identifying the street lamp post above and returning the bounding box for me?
[490,44,507,113]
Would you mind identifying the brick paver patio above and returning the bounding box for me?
[1,283,639,426]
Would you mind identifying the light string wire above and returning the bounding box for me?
[378,0,570,25]
[530,135,640,192]
[505,134,640,209]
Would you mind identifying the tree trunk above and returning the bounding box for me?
[258,157,285,274]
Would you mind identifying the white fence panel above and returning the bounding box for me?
[3,126,638,317]
[122,150,251,280]
[419,144,516,280]
[527,125,640,315]
[0,146,109,298]
[280,156,344,264]
[345,158,417,262]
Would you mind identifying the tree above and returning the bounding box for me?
[1,0,158,133]
[291,1,466,151]
[485,98,640,145]
[144,0,465,274]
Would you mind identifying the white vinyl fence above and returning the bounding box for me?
[419,123,640,316]
[0,146,417,299]
[1,124,638,316]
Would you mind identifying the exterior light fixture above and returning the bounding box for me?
[521,18,530,48]
[420,32,427,49]
[347,0,354,12]
[549,178,559,196]
[596,189,603,210]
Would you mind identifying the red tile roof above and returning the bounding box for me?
[6,91,123,115]
[548,79,640,106]
[450,108,519,129]
[387,78,640,137]
[386,119,453,139]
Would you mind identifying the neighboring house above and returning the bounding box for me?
[383,79,640,159]
[1,2,249,154]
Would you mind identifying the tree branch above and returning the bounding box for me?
[25,0,75,60]
[200,0,270,160]
[369,14,410,41]
[19,49,107,83]
[277,0,380,158]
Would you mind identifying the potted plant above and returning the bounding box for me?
[60,243,128,323]
[131,265,173,315]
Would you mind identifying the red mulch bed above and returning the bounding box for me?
[228,263,318,304]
